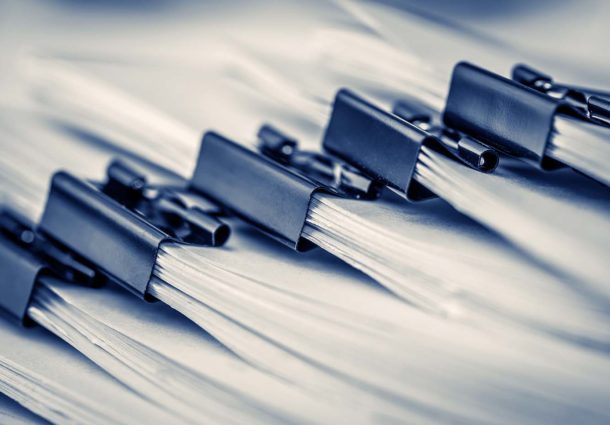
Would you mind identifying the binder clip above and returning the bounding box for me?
[190,130,381,252]
[443,62,610,169]
[0,160,229,323]
[322,89,499,201]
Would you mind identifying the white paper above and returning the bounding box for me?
[0,319,178,425]
[0,392,47,425]
[2,6,610,423]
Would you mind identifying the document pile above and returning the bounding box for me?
[1,1,610,424]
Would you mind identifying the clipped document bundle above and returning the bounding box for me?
[1,2,610,424]
[30,58,610,344]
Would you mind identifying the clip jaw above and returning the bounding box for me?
[444,62,565,169]
[102,161,229,246]
[322,89,434,201]
[0,229,45,325]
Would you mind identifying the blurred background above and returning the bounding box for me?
[2,0,610,88]
[2,0,609,146]
[2,0,610,77]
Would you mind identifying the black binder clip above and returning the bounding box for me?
[0,161,230,323]
[443,62,610,170]
[189,131,375,251]
[322,89,499,201]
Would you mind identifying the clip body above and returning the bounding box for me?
[443,62,607,169]
[322,89,444,201]
[190,132,330,251]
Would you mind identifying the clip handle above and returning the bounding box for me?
[588,96,610,126]
[393,100,498,173]
[155,197,230,246]
[257,124,298,163]
[513,64,610,101]
[512,64,554,91]
[258,124,382,199]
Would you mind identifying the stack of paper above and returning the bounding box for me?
[1,110,610,424]
[1,2,610,424]
[0,320,179,425]
[29,59,610,346]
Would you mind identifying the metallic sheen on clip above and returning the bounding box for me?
[393,99,498,173]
